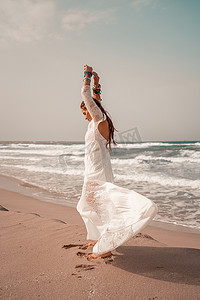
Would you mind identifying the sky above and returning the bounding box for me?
[0,0,199,142]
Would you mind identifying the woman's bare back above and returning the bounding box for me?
[98,120,109,141]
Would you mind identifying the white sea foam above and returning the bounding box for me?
[135,154,200,163]
[114,142,200,149]
[0,143,80,149]
[0,149,82,156]
[180,149,200,159]
[112,153,200,164]
[0,155,41,161]
[1,163,84,176]
[114,172,200,189]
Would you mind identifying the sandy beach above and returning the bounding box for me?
[0,183,200,300]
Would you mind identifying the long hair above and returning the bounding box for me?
[80,98,118,151]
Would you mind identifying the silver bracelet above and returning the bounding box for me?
[83,77,91,82]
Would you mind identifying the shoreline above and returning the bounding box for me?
[0,173,199,235]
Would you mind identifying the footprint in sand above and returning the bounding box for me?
[71,273,82,278]
[87,254,114,264]
[133,232,157,242]
[104,257,114,264]
[52,219,67,224]
[71,264,95,278]
[62,243,86,249]
[78,245,88,250]
[0,205,9,211]
[76,251,89,257]
[29,213,41,217]
[75,264,95,271]
[62,243,114,264]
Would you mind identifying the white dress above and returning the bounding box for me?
[76,85,158,255]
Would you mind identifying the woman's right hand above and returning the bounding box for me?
[84,65,93,74]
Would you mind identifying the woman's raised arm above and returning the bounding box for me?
[81,65,104,123]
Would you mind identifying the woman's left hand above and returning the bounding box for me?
[92,71,100,86]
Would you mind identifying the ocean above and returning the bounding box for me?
[0,141,199,234]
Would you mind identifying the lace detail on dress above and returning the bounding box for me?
[82,180,116,224]
[82,180,99,205]
[81,85,104,123]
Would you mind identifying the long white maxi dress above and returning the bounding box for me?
[76,85,158,255]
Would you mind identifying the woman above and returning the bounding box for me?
[76,65,158,259]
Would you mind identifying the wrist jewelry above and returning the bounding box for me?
[93,84,101,89]
[94,83,101,88]
[84,72,92,77]
[93,87,101,94]
[83,77,91,82]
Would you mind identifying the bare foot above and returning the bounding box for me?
[85,241,98,247]
[87,251,112,259]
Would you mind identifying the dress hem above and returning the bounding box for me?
[92,204,158,255]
